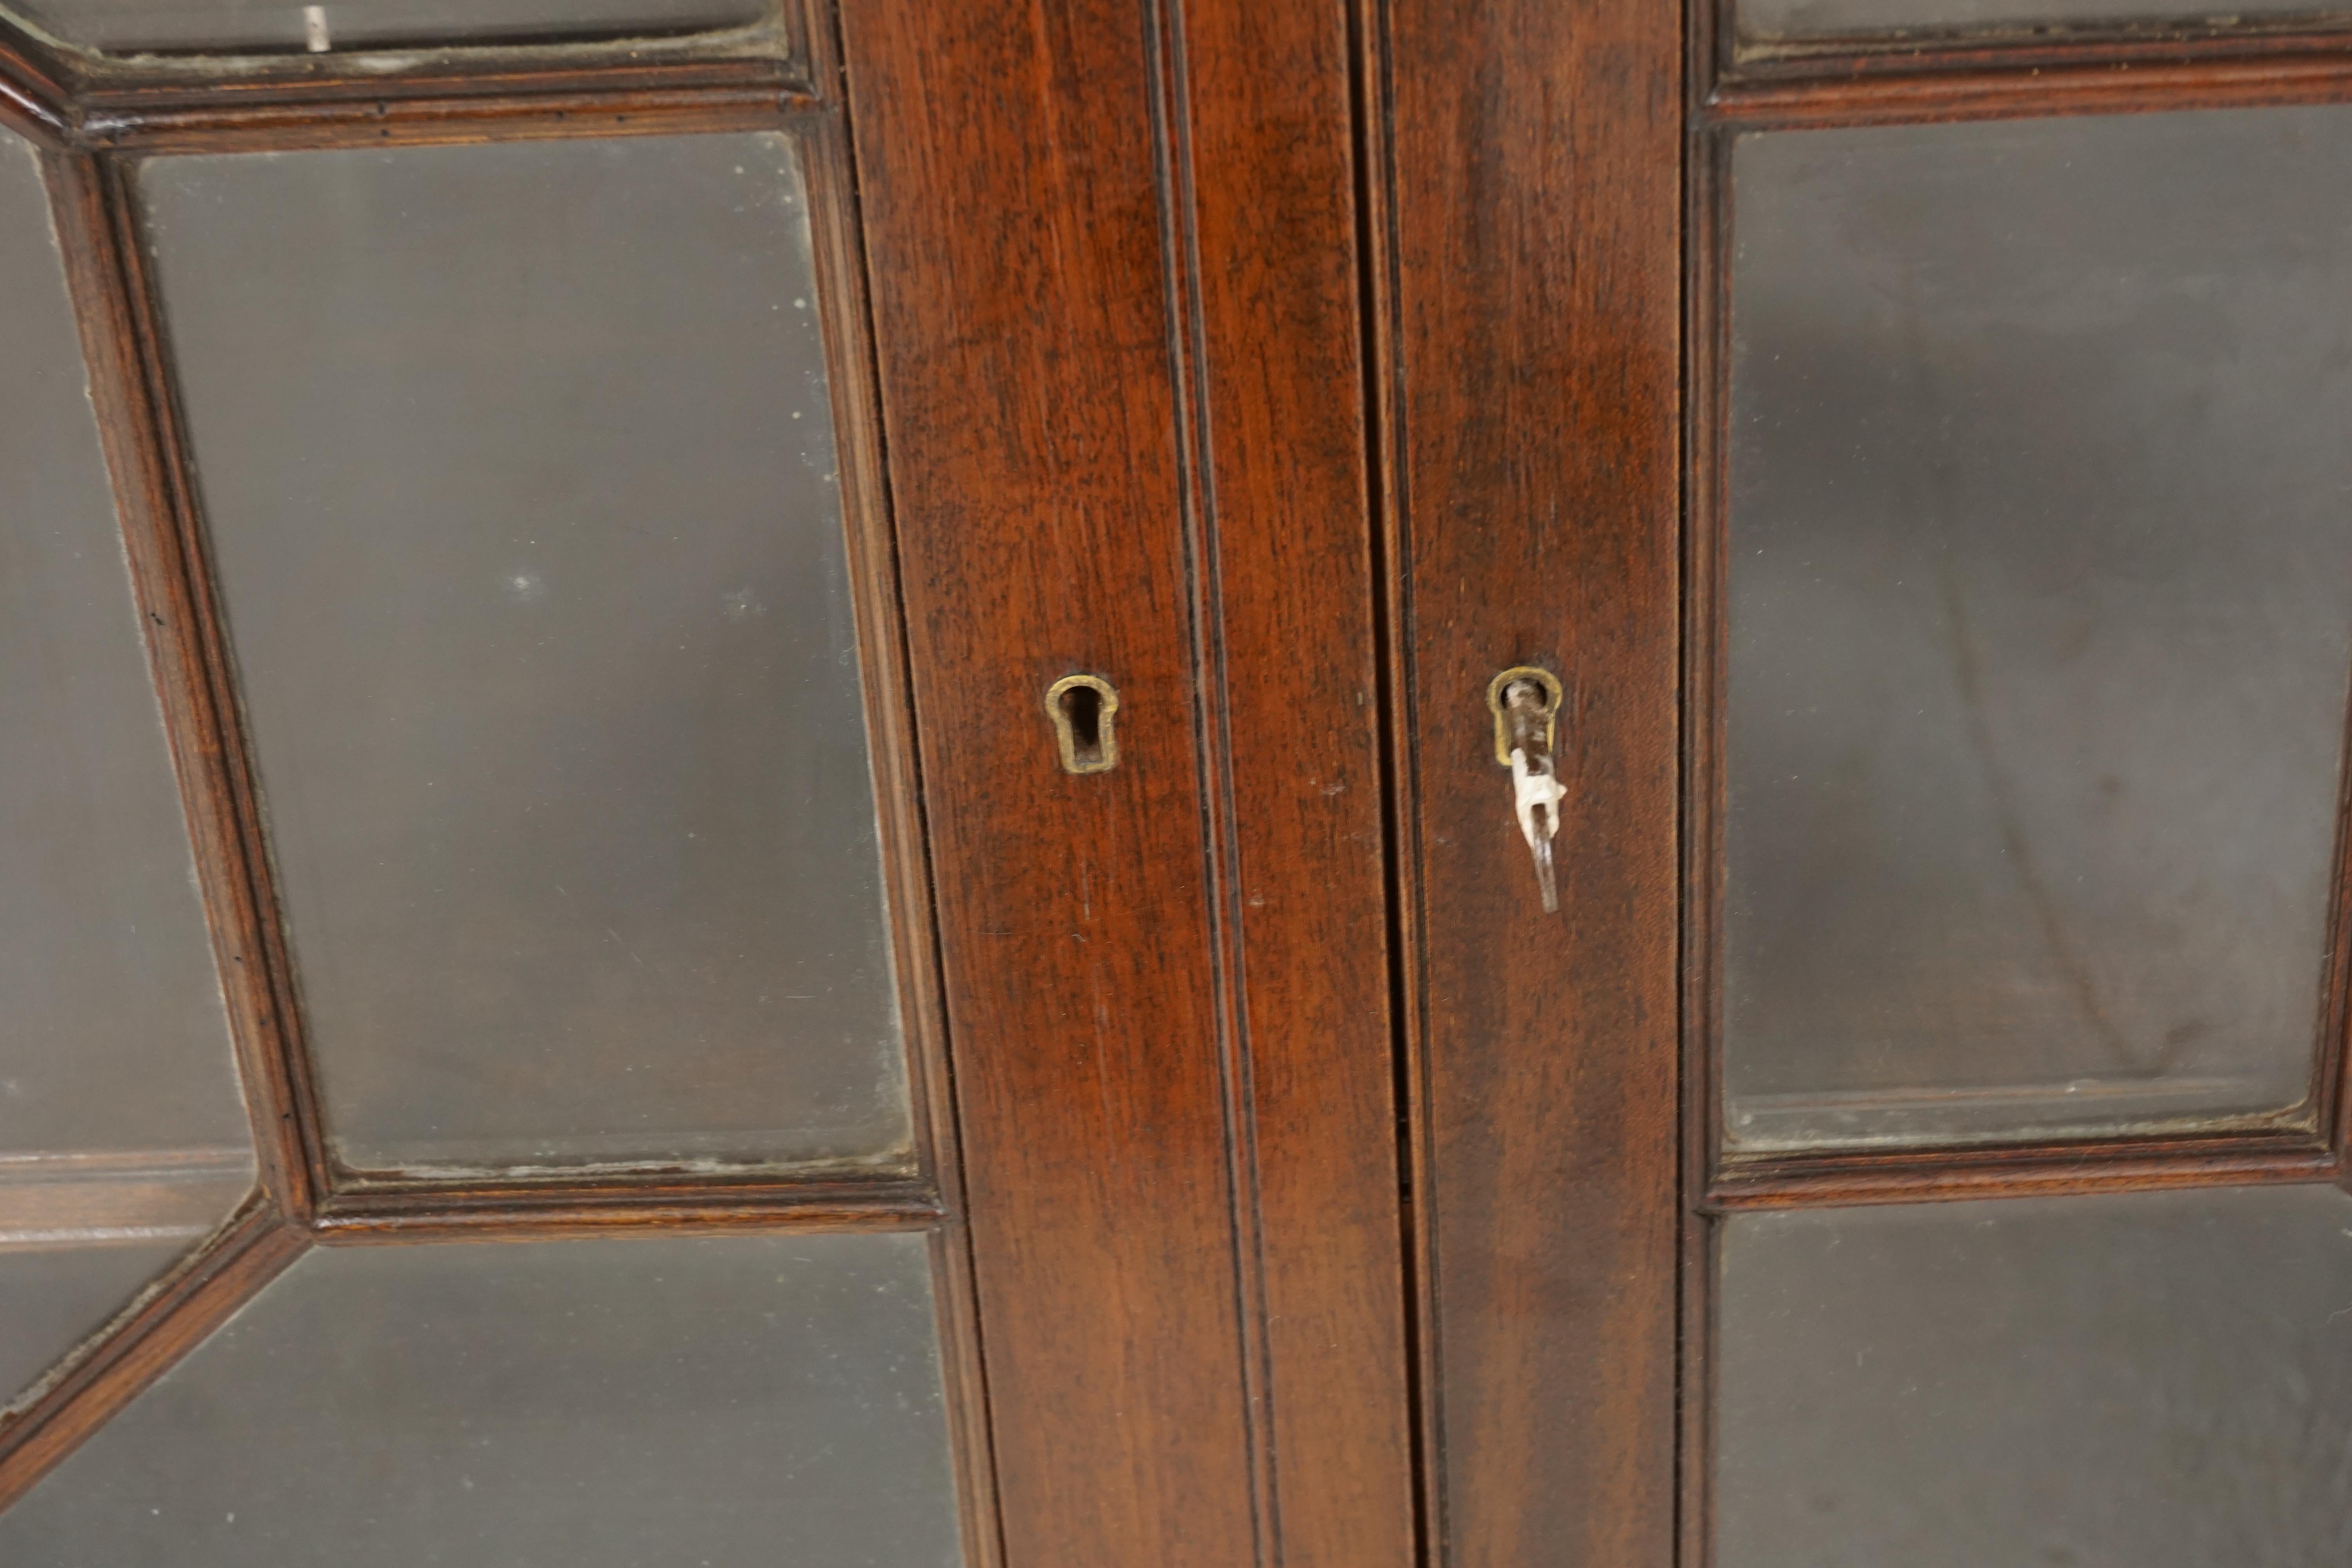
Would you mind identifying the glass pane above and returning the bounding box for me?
[1719,1185,2352,1567]
[1724,109,2352,1152]
[1740,0,2341,45]
[140,136,909,1178]
[0,133,252,1406]
[0,1232,967,1567]
[4,0,771,57]
[0,1243,186,1404]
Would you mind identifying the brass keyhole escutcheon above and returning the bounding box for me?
[1485,665,1563,767]
[1046,673,1120,775]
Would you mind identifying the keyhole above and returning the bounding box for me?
[1045,674,1121,775]
[1484,665,1563,766]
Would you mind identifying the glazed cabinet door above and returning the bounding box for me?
[1383,0,2352,1561]
[0,3,1410,1566]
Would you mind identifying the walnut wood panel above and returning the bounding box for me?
[1163,0,1416,1564]
[839,0,1427,1559]
[1372,0,1682,1562]
[838,0,1254,1563]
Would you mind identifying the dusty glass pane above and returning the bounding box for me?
[140,135,909,1177]
[0,133,252,1408]
[1719,1185,2352,1567]
[1742,0,2340,45]
[4,0,770,57]
[1724,110,2352,1151]
[0,1232,967,1568]
[0,1243,187,1405]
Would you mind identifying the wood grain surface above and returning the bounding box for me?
[1370,0,1684,1562]
[1163,0,1419,1561]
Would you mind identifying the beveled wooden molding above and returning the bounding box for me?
[1710,1132,2342,1210]
[1154,0,1424,1559]
[45,148,327,1224]
[795,18,1005,1559]
[1141,5,1279,1563]
[796,96,968,1254]
[0,13,69,143]
[1676,57,1724,1568]
[81,76,815,153]
[1706,40,2352,127]
[313,1175,942,1243]
[0,1200,307,1514]
[2322,657,2352,1169]
[1349,0,1437,1556]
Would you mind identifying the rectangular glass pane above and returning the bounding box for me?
[140,136,909,1178]
[0,132,252,1406]
[1719,1185,2352,1566]
[4,0,771,56]
[1724,110,2352,1151]
[0,1232,967,1566]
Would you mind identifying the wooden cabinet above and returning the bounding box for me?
[3,0,2350,1564]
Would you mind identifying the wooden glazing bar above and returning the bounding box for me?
[1677,78,1728,1568]
[794,13,1004,1554]
[1707,42,2352,127]
[0,1201,307,1514]
[1713,1134,2341,1209]
[43,150,324,1222]
[795,93,965,1237]
[0,18,71,144]
[81,78,812,153]
[2323,662,2352,1167]
[313,1178,942,1243]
